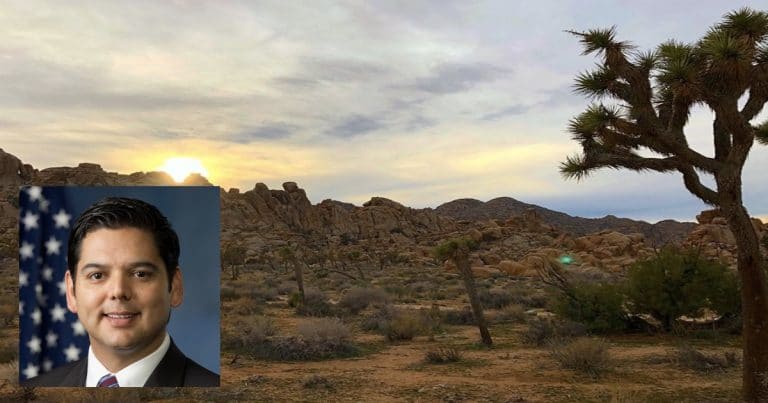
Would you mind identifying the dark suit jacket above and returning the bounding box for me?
[21,339,219,387]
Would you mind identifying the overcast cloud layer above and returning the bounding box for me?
[1,0,766,222]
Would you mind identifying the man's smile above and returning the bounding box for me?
[103,311,140,327]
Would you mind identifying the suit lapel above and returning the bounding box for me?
[61,357,88,386]
[142,339,186,387]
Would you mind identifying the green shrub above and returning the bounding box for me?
[553,282,628,333]
[549,337,612,378]
[626,247,740,331]
[424,347,462,364]
[338,287,390,314]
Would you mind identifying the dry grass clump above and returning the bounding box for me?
[675,343,740,373]
[549,337,612,378]
[424,347,462,364]
[338,287,390,314]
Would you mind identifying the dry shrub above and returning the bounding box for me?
[294,288,334,317]
[229,296,264,315]
[478,288,514,309]
[221,285,237,301]
[253,319,357,361]
[277,281,296,295]
[302,374,335,390]
[297,318,351,346]
[675,343,740,373]
[492,304,527,324]
[383,310,428,341]
[361,304,398,332]
[522,318,586,346]
[0,298,16,326]
[251,287,279,302]
[549,337,612,378]
[441,307,475,325]
[0,359,18,385]
[424,347,462,364]
[222,316,276,352]
[338,287,390,314]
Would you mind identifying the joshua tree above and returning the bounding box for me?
[561,8,768,400]
[221,242,247,280]
[278,246,305,304]
[435,238,492,346]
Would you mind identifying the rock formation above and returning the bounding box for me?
[1,149,764,278]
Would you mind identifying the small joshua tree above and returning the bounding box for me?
[279,246,305,305]
[435,237,492,346]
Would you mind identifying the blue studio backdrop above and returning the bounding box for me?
[19,186,220,382]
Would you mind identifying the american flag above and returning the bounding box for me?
[18,186,89,382]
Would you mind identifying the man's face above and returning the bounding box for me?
[65,227,183,363]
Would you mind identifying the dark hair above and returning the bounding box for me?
[68,197,180,290]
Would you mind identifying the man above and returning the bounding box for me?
[22,197,219,387]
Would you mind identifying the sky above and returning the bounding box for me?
[1,0,766,223]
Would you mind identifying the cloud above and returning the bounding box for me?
[480,104,532,121]
[298,57,391,82]
[402,63,508,95]
[0,52,246,111]
[227,122,297,143]
[324,115,386,138]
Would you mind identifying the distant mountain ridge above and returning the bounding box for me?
[0,148,694,245]
[435,197,695,245]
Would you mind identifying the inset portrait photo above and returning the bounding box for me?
[18,186,220,387]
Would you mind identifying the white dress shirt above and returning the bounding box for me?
[85,333,170,387]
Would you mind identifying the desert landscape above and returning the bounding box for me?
[1,149,764,402]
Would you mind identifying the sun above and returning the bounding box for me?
[158,157,209,183]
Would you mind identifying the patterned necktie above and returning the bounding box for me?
[97,373,119,387]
